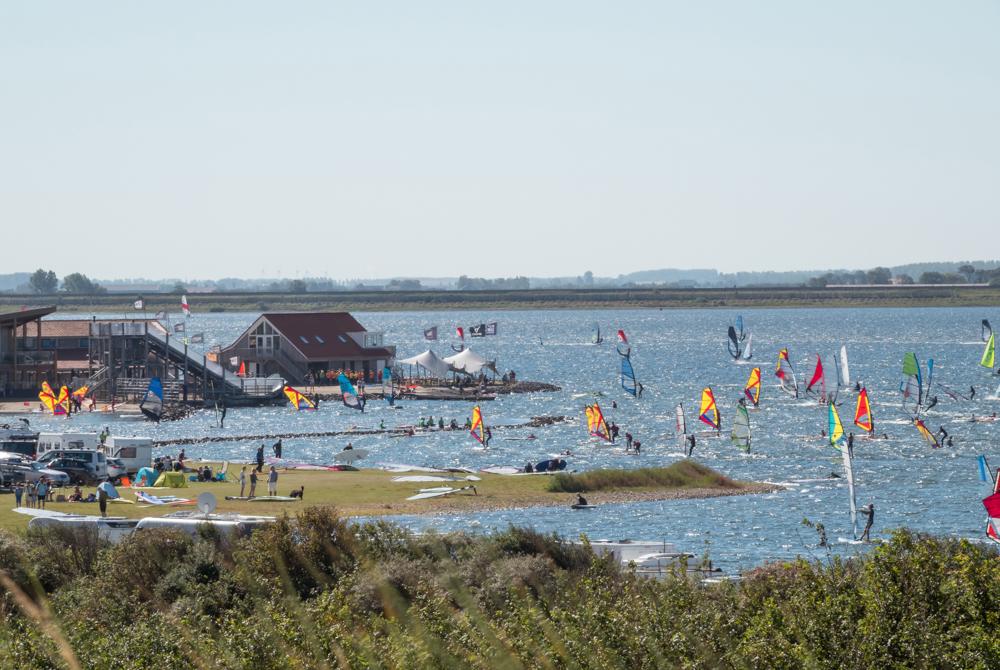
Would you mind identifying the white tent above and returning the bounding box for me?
[442,348,496,375]
[396,350,455,378]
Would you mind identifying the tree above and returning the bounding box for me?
[171,282,187,294]
[866,267,892,285]
[918,272,946,284]
[288,279,308,293]
[582,271,594,286]
[28,269,58,294]
[894,274,914,285]
[61,273,104,293]
[957,264,976,281]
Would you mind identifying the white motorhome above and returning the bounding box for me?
[36,432,101,459]
[103,437,153,474]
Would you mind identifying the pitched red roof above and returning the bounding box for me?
[262,312,392,360]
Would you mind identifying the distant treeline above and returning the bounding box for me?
[0,513,997,668]
[808,263,1000,287]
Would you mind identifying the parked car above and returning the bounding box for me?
[0,452,71,487]
[106,458,128,481]
[45,458,103,486]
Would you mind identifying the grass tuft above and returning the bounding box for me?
[546,461,742,493]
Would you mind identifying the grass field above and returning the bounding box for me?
[0,462,772,533]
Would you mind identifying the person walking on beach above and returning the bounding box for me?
[239,466,247,497]
[248,469,258,498]
[267,466,278,496]
[255,445,265,472]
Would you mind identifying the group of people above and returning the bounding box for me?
[237,464,279,498]
[153,449,186,473]
[418,416,461,430]
[12,478,53,509]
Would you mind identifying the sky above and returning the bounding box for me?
[2,2,998,280]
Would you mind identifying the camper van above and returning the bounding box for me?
[36,432,101,459]
[103,437,153,474]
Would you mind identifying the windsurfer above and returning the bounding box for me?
[625,432,633,450]
[938,426,949,441]
[854,381,861,392]
[686,434,696,457]
[860,503,875,542]
[847,433,854,450]
[637,382,644,398]
[926,396,938,411]
[971,386,977,399]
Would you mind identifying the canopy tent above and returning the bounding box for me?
[443,348,497,375]
[134,467,158,487]
[396,350,456,378]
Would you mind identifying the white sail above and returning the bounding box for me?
[675,403,686,436]
[839,345,851,387]
[731,404,751,453]
[841,444,858,539]
[741,334,753,361]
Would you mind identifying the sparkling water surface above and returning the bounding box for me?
[23,307,1000,572]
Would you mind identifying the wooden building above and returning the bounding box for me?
[0,306,57,398]
[219,312,395,384]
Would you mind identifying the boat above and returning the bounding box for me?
[775,348,799,398]
[744,367,761,407]
[829,403,858,539]
[698,388,720,433]
[731,403,751,453]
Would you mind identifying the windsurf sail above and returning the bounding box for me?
[181,294,190,317]
[585,403,612,442]
[283,385,316,411]
[731,403,751,453]
[983,319,993,343]
[71,385,89,401]
[914,417,940,448]
[983,465,1000,544]
[854,387,874,434]
[698,388,720,431]
[675,403,686,439]
[139,377,164,422]
[337,373,365,412]
[382,367,395,405]
[470,406,486,445]
[741,334,753,361]
[619,349,638,397]
[735,315,746,341]
[829,403,846,448]
[744,367,762,407]
[424,326,438,341]
[982,332,996,369]
[38,381,69,416]
[837,345,850,388]
[775,348,799,398]
[978,455,992,484]
[592,323,603,344]
[900,353,923,415]
[806,355,826,401]
[727,326,742,359]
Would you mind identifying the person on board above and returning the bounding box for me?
[485,426,493,447]
[633,440,641,455]
[970,386,977,400]
[938,426,949,441]
[218,398,227,429]
[611,401,618,409]
[610,423,620,442]
[637,382,644,398]
[854,381,861,392]
[343,442,354,450]
[926,396,939,411]
[860,503,875,542]
[847,432,854,451]
[576,494,588,506]
[625,432,633,450]
[686,434,696,457]
[947,436,954,447]
[438,417,445,430]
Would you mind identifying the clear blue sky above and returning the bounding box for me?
[2,2,998,279]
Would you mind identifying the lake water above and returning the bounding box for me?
[24,307,1000,572]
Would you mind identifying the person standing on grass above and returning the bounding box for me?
[239,466,247,497]
[35,478,48,509]
[13,481,23,508]
[268,466,278,496]
[248,469,258,498]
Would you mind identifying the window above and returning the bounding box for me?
[299,336,309,344]
[118,447,136,459]
[315,335,324,343]
[338,335,347,343]
[79,338,89,348]
[41,338,55,349]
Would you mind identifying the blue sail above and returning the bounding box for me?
[338,373,366,412]
[382,366,394,405]
[620,353,637,397]
[139,377,164,422]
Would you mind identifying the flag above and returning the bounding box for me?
[190,333,204,344]
[456,327,464,340]
[424,326,438,341]
[133,298,145,310]
[181,294,190,317]
[469,323,486,337]
[229,356,239,366]
[485,322,498,336]
[173,322,186,333]
[154,310,167,320]
[237,361,246,377]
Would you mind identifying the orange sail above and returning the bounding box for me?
[283,385,316,411]
[698,388,720,431]
[854,387,873,434]
[744,367,761,407]
[914,418,940,448]
[470,406,486,445]
[587,403,611,442]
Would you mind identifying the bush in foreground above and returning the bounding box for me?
[547,460,742,493]
[0,510,998,668]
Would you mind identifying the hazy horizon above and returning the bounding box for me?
[3,2,998,279]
